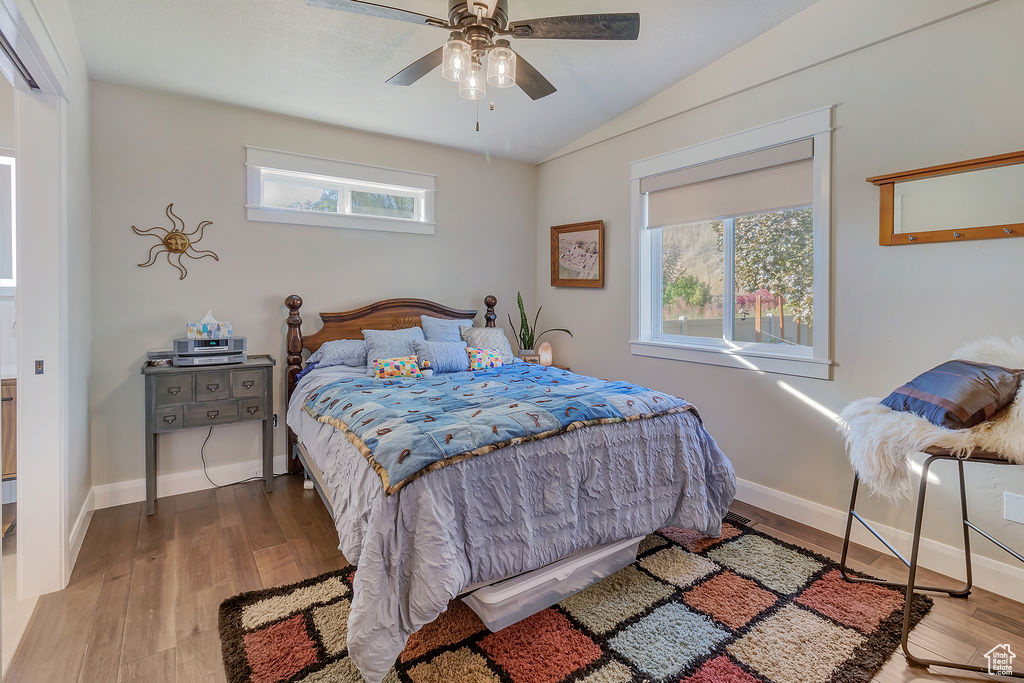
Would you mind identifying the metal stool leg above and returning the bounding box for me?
[841,452,1023,677]
[839,470,968,595]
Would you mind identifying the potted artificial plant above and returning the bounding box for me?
[508,292,572,360]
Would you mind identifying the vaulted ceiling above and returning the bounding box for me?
[71,0,817,162]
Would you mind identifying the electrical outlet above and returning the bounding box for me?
[1005,492,1024,525]
[273,413,278,429]
[34,360,43,375]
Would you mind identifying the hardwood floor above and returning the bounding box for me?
[4,475,1021,682]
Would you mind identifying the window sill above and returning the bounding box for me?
[245,206,435,235]
[630,339,832,379]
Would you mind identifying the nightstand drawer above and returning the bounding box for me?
[238,397,265,420]
[154,375,193,405]
[184,400,238,427]
[231,369,265,398]
[155,405,183,432]
[195,371,231,401]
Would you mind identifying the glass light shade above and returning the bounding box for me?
[441,36,471,82]
[459,62,486,100]
[537,341,553,367]
[486,45,516,88]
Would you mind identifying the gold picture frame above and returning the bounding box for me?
[550,220,604,288]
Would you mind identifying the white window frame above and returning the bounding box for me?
[630,107,833,380]
[245,146,436,235]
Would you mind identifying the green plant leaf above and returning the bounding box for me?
[535,328,573,344]
[517,291,533,349]
[507,313,522,350]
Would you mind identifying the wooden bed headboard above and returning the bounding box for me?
[283,294,497,470]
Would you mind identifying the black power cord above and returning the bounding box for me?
[199,426,286,488]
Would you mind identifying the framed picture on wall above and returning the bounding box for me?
[550,220,604,288]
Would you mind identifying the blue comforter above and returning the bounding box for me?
[303,363,695,493]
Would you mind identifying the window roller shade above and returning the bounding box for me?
[644,139,813,229]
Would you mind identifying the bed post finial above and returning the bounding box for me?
[484,295,497,328]
[285,295,303,471]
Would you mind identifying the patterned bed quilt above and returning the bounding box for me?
[302,363,696,494]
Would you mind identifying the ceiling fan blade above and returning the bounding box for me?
[307,0,448,28]
[513,51,556,100]
[386,47,444,86]
[508,13,640,40]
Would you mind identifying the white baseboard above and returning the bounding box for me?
[92,454,290,510]
[67,488,94,578]
[735,477,1024,604]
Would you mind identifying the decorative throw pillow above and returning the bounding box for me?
[467,347,505,370]
[412,340,469,374]
[881,359,1023,429]
[460,327,515,364]
[372,356,423,380]
[307,339,367,368]
[420,315,475,343]
[363,327,425,376]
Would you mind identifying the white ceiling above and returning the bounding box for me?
[70,0,817,163]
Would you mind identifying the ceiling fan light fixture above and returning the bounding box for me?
[441,32,471,82]
[486,40,516,88]
[459,60,486,100]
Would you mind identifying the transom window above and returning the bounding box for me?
[246,147,435,234]
[630,108,832,379]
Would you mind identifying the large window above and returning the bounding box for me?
[246,147,435,234]
[631,109,832,379]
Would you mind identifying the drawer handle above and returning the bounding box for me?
[167,386,181,395]
[1,397,11,402]
[206,383,220,392]
[242,380,255,389]
[207,410,220,419]
[163,415,177,424]
[246,406,258,415]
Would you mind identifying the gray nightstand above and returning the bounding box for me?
[141,354,275,515]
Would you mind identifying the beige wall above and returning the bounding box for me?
[89,82,536,486]
[535,0,1024,564]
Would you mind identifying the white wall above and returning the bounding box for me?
[89,82,537,489]
[536,0,1024,572]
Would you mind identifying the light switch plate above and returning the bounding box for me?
[1005,492,1024,525]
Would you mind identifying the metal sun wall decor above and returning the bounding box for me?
[132,203,219,280]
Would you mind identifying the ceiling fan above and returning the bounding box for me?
[308,0,641,101]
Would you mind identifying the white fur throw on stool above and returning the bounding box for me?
[839,337,1024,500]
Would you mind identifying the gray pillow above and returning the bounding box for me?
[420,315,475,343]
[307,339,367,368]
[460,327,515,364]
[362,327,426,376]
[412,340,469,374]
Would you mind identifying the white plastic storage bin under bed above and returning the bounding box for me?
[462,536,644,632]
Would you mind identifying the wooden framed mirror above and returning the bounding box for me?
[868,149,1024,246]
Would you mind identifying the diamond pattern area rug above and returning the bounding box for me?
[218,523,932,683]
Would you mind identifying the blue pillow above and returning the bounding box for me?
[295,361,319,381]
[363,327,425,376]
[420,315,475,343]
[307,339,367,368]
[881,359,1023,429]
[412,340,469,374]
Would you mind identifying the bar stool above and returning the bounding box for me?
[839,446,1024,678]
